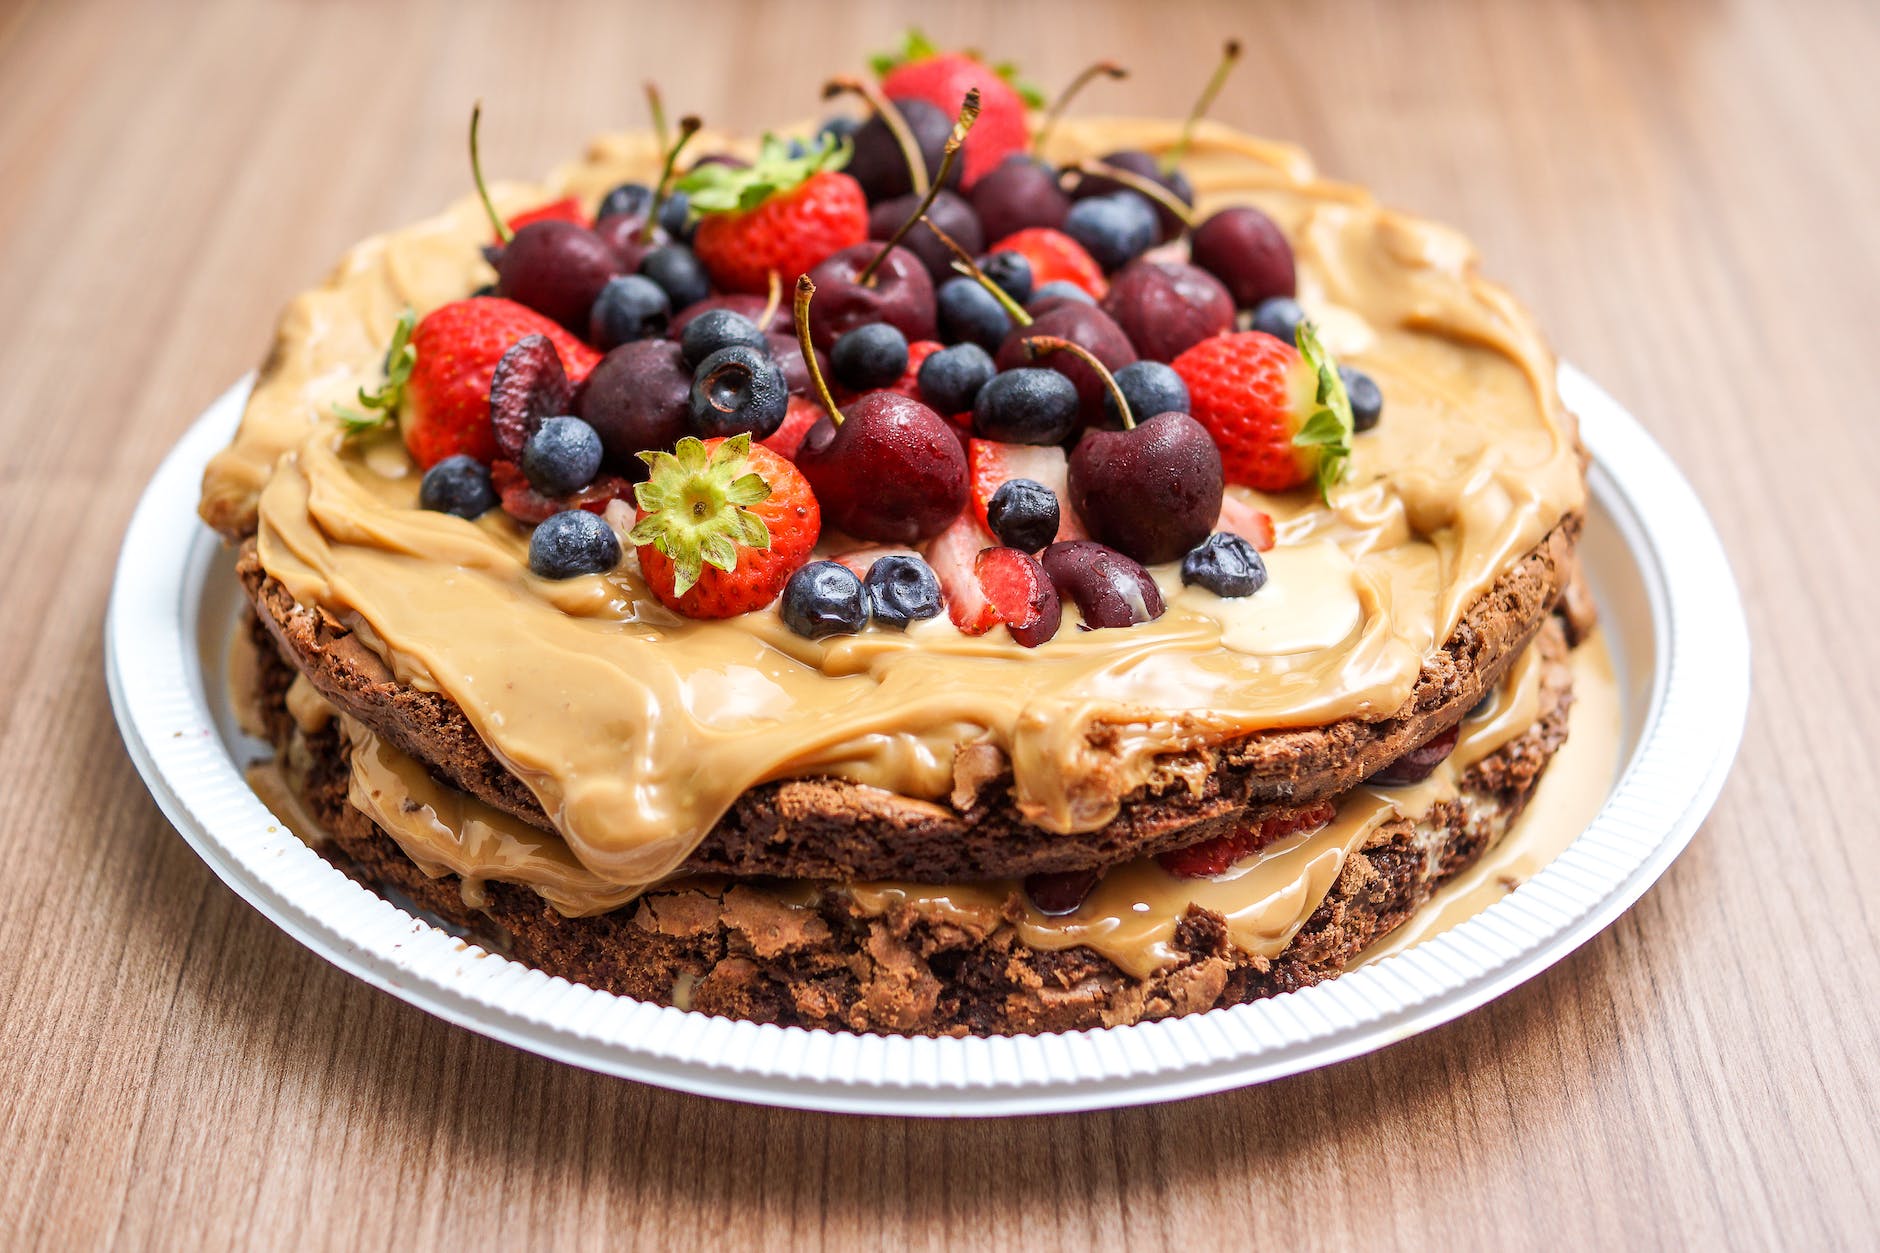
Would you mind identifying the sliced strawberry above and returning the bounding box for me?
[924,511,998,634]
[974,547,1061,647]
[966,439,1088,543]
[504,196,587,237]
[491,461,633,525]
[760,395,826,461]
[990,227,1109,300]
[1156,800,1339,878]
[1216,493,1277,551]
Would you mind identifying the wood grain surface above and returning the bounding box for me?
[2,0,1876,1246]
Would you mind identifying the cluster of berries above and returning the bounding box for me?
[361,34,1385,642]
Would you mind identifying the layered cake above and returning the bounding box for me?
[203,39,1593,1035]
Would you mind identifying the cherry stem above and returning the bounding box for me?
[469,101,512,245]
[1164,39,1241,174]
[1032,60,1128,158]
[645,82,671,154]
[793,275,845,427]
[758,269,782,328]
[823,76,928,198]
[858,89,980,287]
[1023,335,1132,429]
[1071,158,1195,226]
[641,114,701,244]
[924,216,1033,327]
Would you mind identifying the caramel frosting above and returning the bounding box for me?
[204,118,1585,895]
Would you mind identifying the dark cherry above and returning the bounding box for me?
[846,96,964,203]
[489,335,574,460]
[803,243,937,345]
[1071,150,1194,243]
[1024,868,1101,916]
[995,301,1137,426]
[593,211,666,272]
[493,220,623,333]
[1366,724,1461,787]
[1069,413,1223,564]
[764,332,832,399]
[868,189,984,283]
[1190,206,1296,309]
[1099,260,1234,363]
[575,339,690,475]
[669,293,793,341]
[970,154,1071,244]
[1039,541,1166,629]
[796,393,968,542]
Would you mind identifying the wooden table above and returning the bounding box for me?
[4,0,1875,1245]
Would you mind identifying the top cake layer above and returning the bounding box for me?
[201,119,1585,894]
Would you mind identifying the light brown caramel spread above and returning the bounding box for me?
[204,119,1584,896]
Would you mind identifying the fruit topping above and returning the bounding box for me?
[418,455,498,520]
[1248,295,1305,344]
[1170,323,1353,497]
[985,478,1060,552]
[402,298,598,470]
[878,338,943,399]
[924,511,998,633]
[937,276,1014,350]
[671,293,793,341]
[1366,724,1461,787]
[979,250,1033,305]
[680,133,867,294]
[1036,335,1223,564]
[829,82,961,203]
[490,462,633,526]
[974,546,1061,647]
[965,439,1084,544]
[1156,799,1337,879]
[1104,360,1191,430]
[971,367,1078,445]
[917,341,996,413]
[759,394,825,461]
[680,308,769,369]
[803,242,938,344]
[521,415,604,496]
[528,509,622,580]
[1190,205,1296,309]
[1098,260,1234,362]
[780,560,871,639]
[588,274,672,349]
[688,343,789,440]
[1039,540,1165,629]
[870,187,983,283]
[629,434,820,618]
[831,322,910,391]
[971,155,1072,244]
[1029,281,1095,309]
[1340,365,1384,432]
[872,30,1036,187]
[1063,192,1157,272]
[638,244,711,312]
[994,298,1136,425]
[989,226,1108,299]
[488,334,575,460]
[1069,153,1193,246]
[335,308,417,437]
[576,339,690,475]
[1180,532,1268,598]
[1024,868,1102,916]
[790,275,969,542]
[505,196,587,236]
[862,553,944,628]
[1215,493,1277,551]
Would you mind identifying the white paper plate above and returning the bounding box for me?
[107,365,1748,1116]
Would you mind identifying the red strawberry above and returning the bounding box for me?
[874,32,1033,188]
[883,339,944,399]
[1216,493,1276,551]
[489,460,632,525]
[1157,800,1338,878]
[504,195,587,238]
[974,546,1061,647]
[682,137,868,294]
[402,297,600,470]
[631,435,821,619]
[990,227,1108,299]
[1171,328,1352,494]
[759,395,825,462]
[966,439,1088,543]
[924,511,997,633]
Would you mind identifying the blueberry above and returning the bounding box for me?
[937,277,1012,350]
[863,554,943,629]
[1105,360,1191,428]
[528,509,621,579]
[521,415,604,496]
[1180,532,1268,598]
[1340,365,1383,432]
[781,560,869,638]
[1248,296,1306,344]
[818,115,861,146]
[418,455,498,519]
[917,342,996,414]
[986,478,1060,552]
[979,250,1033,305]
[1063,193,1156,272]
[596,182,653,222]
[680,308,768,369]
[638,244,710,311]
[971,367,1080,445]
[658,190,693,243]
[1028,281,1095,309]
[830,322,910,391]
[588,275,671,350]
[688,344,788,439]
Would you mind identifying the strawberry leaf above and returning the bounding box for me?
[676,132,851,216]
[1291,321,1355,500]
[870,27,939,76]
[335,308,417,434]
[628,434,775,597]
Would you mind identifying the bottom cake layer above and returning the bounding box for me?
[245,613,1575,1038]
